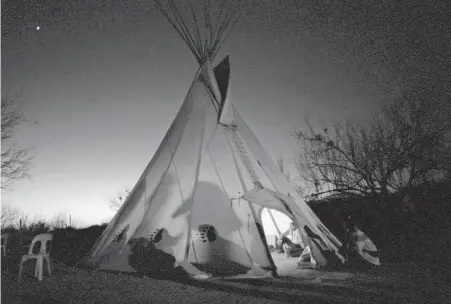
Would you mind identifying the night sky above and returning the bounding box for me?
[2,0,450,226]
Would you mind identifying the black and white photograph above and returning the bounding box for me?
[2,0,450,303]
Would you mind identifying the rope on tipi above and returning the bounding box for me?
[226,125,264,189]
[221,126,277,271]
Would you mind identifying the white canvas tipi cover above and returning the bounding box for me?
[80,56,342,277]
[80,1,343,277]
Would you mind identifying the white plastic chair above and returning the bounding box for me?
[18,233,53,282]
[1,233,10,256]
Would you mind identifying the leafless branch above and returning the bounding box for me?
[294,85,451,199]
[1,205,21,229]
[1,93,34,190]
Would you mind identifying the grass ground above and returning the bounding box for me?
[1,261,274,304]
[2,254,450,303]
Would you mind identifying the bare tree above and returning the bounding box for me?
[49,213,69,229]
[294,85,451,199]
[1,94,33,190]
[1,205,20,229]
[276,156,306,198]
[295,120,381,198]
[381,86,451,187]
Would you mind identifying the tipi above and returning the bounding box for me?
[80,0,344,279]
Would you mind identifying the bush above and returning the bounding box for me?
[309,180,451,265]
[1,222,108,273]
[51,224,107,266]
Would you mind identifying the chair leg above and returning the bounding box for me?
[18,258,24,282]
[38,257,43,281]
[34,259,39,278]
[2,254,9,273]
[45,256,52,276]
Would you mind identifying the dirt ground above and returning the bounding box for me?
[2,256,450,304]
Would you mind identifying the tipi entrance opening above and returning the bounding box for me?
[261,208,305,273]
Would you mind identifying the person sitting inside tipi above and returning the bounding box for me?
[278,222,305,257]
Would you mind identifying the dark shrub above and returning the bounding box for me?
[51,224,107,266]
